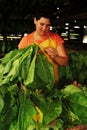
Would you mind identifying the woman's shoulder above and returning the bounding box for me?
[49,31,61,38]
[49,31,60,36]
[24,32,34,39]
[49,31,64,44]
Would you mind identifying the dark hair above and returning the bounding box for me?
[34,6,53,23]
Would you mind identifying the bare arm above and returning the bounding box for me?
[44,44,69,66]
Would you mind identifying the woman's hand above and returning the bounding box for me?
[44,47,58,59]
[44,45,69,66]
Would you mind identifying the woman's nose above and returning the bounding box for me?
[42,25,47,30]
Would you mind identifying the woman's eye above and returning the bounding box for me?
[40,23,44,26]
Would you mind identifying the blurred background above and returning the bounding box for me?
[0,0,87,55]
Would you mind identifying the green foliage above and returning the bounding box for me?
[61,84,87,128]
[0,44,87,130]
[0,94,4,112]
[58,51,87,87]
[17,91,37,130]
[0,86,18,130]
[0,43,59,130]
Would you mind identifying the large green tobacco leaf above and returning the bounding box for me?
[67,92,87,124]
[17,91,37,130]
[61,84,81,97]
[0,44,38,86]
[61,85,87,126]
[39,99,62,125]
[35,53,55,89]
[0,49,20,65]
[25,52,55,90]
[0,90,18,130]
[24,53,37,86]
[30,89,62,126]
[0,47,27,72]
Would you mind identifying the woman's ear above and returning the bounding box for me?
[34,17,37,24]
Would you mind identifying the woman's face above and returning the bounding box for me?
[34,17,51,36]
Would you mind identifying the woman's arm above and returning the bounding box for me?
[44,44,69,66]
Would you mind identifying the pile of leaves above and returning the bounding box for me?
[0,43,87,130]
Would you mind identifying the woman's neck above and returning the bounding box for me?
[34,31,49,41]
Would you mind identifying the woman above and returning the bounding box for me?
[18,8,69,87]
